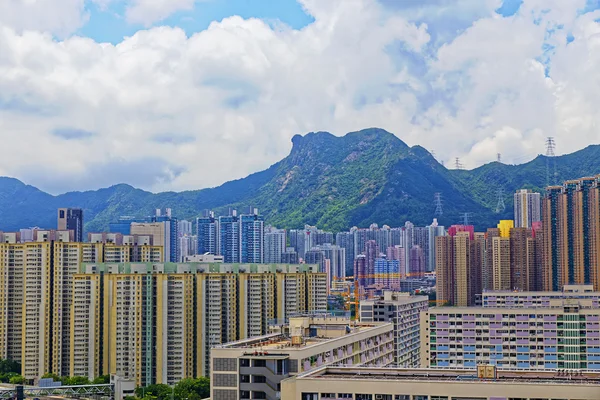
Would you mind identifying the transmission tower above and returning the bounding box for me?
[434,193,443,217]
[460,212,473,226]
[545,137,557,186]
[497,153,502,163]
[495,188,505,213]
[454,157,463,170]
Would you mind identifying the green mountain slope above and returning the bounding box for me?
[0,128,598,233]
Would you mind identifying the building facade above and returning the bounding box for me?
[543,176,600,291]
[264,228,286,264]
[57,208,84,242]
[70,263,327,384]
[196,211,219,255]
[211,315,394,400]
[360,292,428,366]
[514,188,542,228]
[0,231,162,380]
[421,302,600,371]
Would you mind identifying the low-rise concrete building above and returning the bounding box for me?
[211,314,394,400]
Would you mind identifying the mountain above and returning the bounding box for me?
[0,128,599,233]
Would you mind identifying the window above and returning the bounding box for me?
[356,395,373,400]
[394,396,409,400]
[301,394,318,400]
[253,359,266,367]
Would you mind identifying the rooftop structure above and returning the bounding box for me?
[211,315,394,400]
[478,284,600,308]
[281,366,600,400]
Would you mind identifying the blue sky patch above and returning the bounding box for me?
[52,128,96,140]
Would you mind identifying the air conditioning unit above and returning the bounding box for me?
[375,395,384,400]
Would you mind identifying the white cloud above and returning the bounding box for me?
[91,0,208,26]
[0,0,599,193]
[0,0,87,37]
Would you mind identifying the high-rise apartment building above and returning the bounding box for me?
[148,208,179,262]
[373,258,400,289]
[240,210,264,263]
[288,226,334,260]
[281,247,299,264]
[218,210,240,263]
[491,236,511,290]
[309,243,346,283]
[359,292,428,366]
[427,218,445,272]
[421,300,600,371]
[436,226,484,307]
[335,231,355,277]
[197,211,219,255]
[108,216,145,235]
[514,188,541,228]
[178,219,192,236]
[542,176,600,290]
[264,228,286,264]
[57,208,84,242]
[409,245,425,276]
[70,263,327,383]
[353,254,367,288]
[510,226,533,291]
[217,209,265,263]
[0,230,162,381]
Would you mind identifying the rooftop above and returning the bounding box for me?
[296,366,600,386]
[216,318,386,351]
[481,285,598,296]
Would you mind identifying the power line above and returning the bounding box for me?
[434,193,443,217]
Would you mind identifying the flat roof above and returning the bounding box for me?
[216,324,387,351]
[427,306,600,313]
[296,366,600,385]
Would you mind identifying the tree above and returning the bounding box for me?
[135,384,172,400]
[41,373,61,382]
[92,375,110,384]
[67,376,91,386]
[9,375,25,385]
[0,359,21,374]
[174,377,210,400]
[0,372,18,383]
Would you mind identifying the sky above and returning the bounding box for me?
[1,0,600,194]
